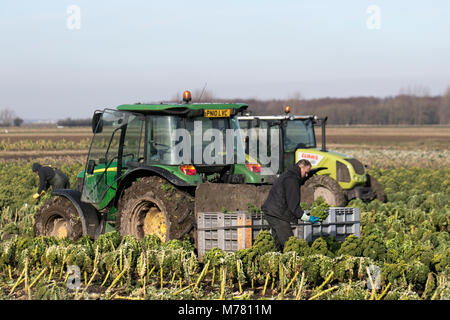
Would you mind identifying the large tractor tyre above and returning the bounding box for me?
[367,175,386,203]
[301,175,347,207]
[116,176,195,242]
[34,197,83,240]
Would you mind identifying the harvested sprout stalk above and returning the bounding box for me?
[284,271,299,295]
[308,286,338,300]
[101,270,111,287]
[219,267,226,300]
[82,269,98,295]
[148,266,156,279]
[237,261,242,293]
[8,265,12,280]
[174,283,194,296]
[316,271,334,292]
[64,270,70,284]
[29,268,47,289]
[295,272,306,300]
[170,272,177,285]
[107,268,128,291]
[9,268,26,295]
[195,261,210,289]
[376,282,391,300]
[48,267,53,281]
[262,274,270,296]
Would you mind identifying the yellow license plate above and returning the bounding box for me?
[204,109,231,117]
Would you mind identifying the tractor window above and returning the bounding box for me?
[146,115,185,165]
[284,119,316,151]
[122,115,145,166]
[145,114,245,165]
[82,109,140,205]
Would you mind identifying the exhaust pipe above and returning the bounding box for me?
[321,116,328,152]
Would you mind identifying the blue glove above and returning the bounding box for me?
[308,216,320,223]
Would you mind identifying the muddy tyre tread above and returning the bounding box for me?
[34,196,83,240]
[301,175,347,207]
[116,176,195,241]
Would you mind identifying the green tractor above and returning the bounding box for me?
[34,91,270,242]
[238,107,385,206]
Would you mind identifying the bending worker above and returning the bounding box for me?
[262,159,320,251]
[32,163,70,199]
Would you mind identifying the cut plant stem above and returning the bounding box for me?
[195,261,210,289]
[82,269,98,295]
[101,270,111,287]
[284,271,299,295]
[9,268,26,295]
[262,274,270,296]
[376,282,391,300]
[174,283,194,296]
[295,272,306,300]
[107,268,128,291]
[308,286,338,300]
[29,268,47,289]
[316,271,334,292]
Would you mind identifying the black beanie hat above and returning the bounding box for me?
[32,163,42,172]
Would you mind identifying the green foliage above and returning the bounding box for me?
[310,197,330,222]
[337,235,362,257]
[252,231,276,256]
[283,236,309,256]
[0,165,448,300]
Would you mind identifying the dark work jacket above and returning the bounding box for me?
[262,164,306,223]
[36,166,56,193]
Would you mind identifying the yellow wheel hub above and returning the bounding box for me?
[143,207,166,242]
[51,218,68,239]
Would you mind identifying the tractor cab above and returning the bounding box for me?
[79,92,265,211]
[238,107,385,205]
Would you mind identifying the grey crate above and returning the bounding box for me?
[196,207,360,259]
[197,211,269,259]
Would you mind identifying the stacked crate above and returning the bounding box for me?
[196,207,360,259]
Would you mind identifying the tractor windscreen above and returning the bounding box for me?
[82,109,143,204]
[284,119,316,151]
[145,115,245,165]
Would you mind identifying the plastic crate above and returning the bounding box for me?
[196,211,269,259]
[196,208,360,259]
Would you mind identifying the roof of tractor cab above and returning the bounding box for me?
[117,103,248,112]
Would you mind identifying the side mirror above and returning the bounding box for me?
[92,112,103,134]
[87,159,96,175]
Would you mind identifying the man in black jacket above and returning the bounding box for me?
[32,163,70,199]
[262,159,320,251]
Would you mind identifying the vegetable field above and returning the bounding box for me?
[0,161,448,300]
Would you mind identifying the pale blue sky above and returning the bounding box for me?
[1,1,449,119]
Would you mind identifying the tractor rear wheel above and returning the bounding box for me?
[34,197,83,240]
[116,176,195,242]
[301,175,347,206]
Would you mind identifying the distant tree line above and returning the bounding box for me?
[57,118,91,127]
[0,108,23,127]
[188,87,450,125]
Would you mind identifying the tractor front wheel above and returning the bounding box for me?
[34,197,83,240]
[116,176,195,242]
[301,175,347,206]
